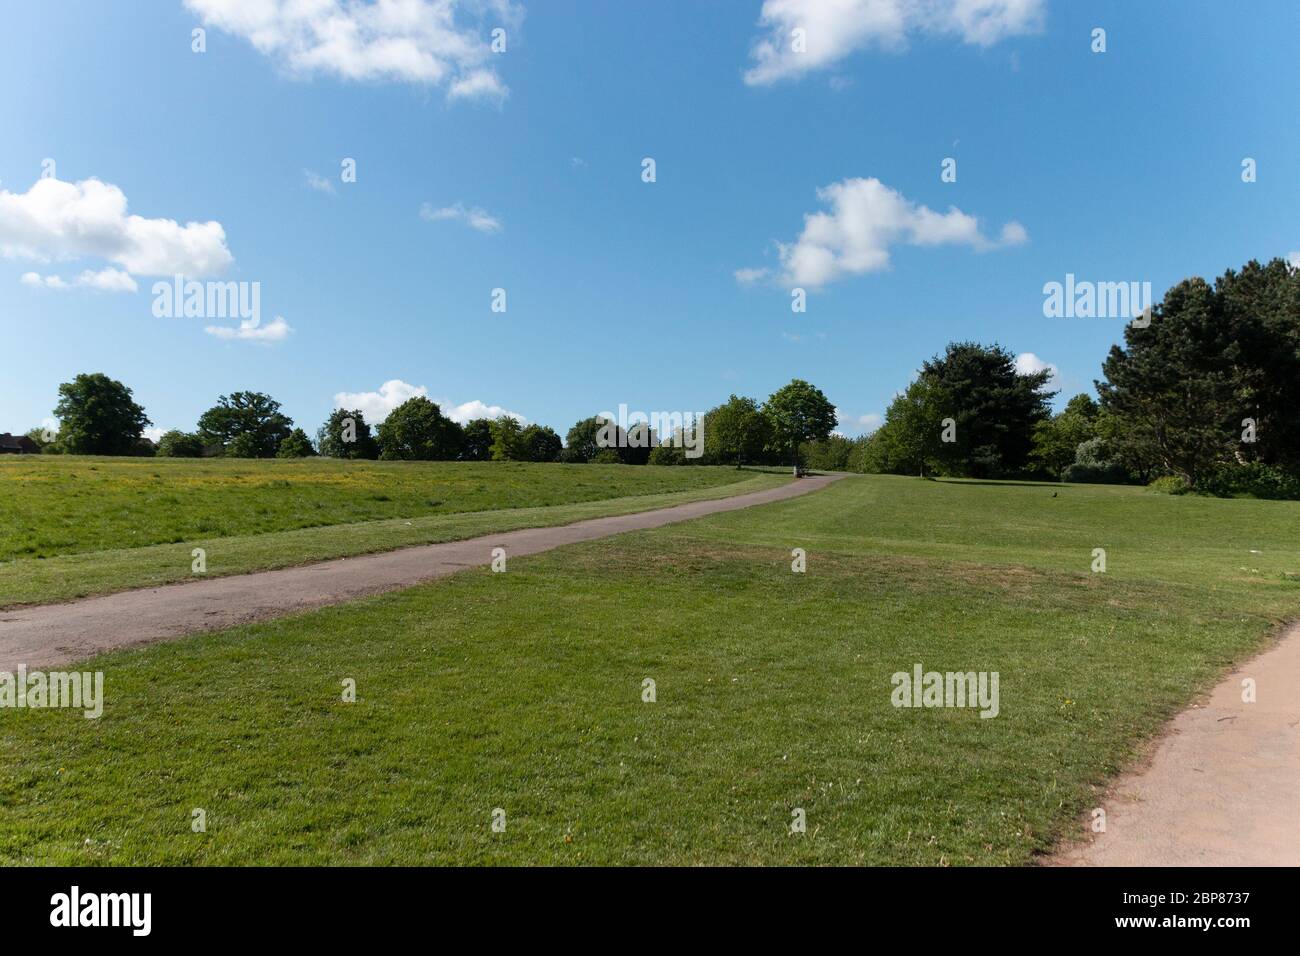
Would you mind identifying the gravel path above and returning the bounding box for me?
[0,475,841,670]
[1050,622,1300,865]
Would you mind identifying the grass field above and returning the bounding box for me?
[0,457,780,606]
[2,475,1299,864]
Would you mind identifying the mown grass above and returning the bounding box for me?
[0,456,758,561]
[0,457,773,607]
[2,476,1297,865]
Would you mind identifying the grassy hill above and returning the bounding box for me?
[2,475,1298,864]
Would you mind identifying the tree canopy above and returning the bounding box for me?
[53,373,151,455]
[376,397,461,461]
[198,391,293,458]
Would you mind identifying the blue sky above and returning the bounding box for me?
[2,0,1298,441]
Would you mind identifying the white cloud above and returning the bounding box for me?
[334,379,429,423]
[204,315,293,342]
[419,201,501,233]
[448,68,508,102]
[21,266,138,293]
[1288,251,1300,269]
[748,177,1026,289]
[75,267,138,292]
[745,0,1046,85]
[734,267,768,285]
[186,0,520,100]
[442,398,525,425]
[143,427,166,443]
[1014,351,1060,390]
[0,176,233,278]
[332,379,525,425]
[20,271,63,289]
[304,169,336,194]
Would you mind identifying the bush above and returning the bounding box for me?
[591,448,621,464]
[1061,462,1128,484]
[157,430,205,457]
[1147,475,1190,495]
[1200,462,1300,500]
[226,433,262,458]
[648,445,685,465]
[276,428,317,458]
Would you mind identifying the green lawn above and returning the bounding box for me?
[2,475,1298,864]
[0,457,778,606]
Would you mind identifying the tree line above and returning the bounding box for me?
[22,256,1297,496]
[805,257,1300,499]
[26,376,838,470]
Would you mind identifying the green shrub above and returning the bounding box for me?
[591,448,622,464]
[276,428,317,458]
[1200,462,1300,500]
[648,445,685,465]
[1061,462,1128,484]
[1147,475,1190,495]
[157,430,205,458]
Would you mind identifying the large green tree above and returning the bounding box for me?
[1204,258,1300,473]
[1030,393,1100,479]
[705,395,770,467]
[459,418,495,461]
[376,397,462,460]
[1097,278,1240,488]
[317,408,379,459]
[564,416,605,463]
[53,373,151,455]
[519,423,562,462]
[198,391,293,458]
[920,342,1053,478]
[762,379,837,474]
[874,378,950,477]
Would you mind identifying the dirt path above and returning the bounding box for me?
[0,475,841,671]
[1051,622,1300,866]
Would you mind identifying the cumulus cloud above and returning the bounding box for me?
[419,201,501,233]
[1014,351,1060,390]
[334,379,429,422]
[332,379,524,425]
[204,315,293,342]
[186,0,520,100]
[744,177,1026,289]
[20,271,66,289]
[76,267,138,292]
[20,266,138,292]
[448,68,508,101]
[0,176,233,279]
[443,398,525,425]
[745,0,1046,85]
[1288,251,1300,269]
